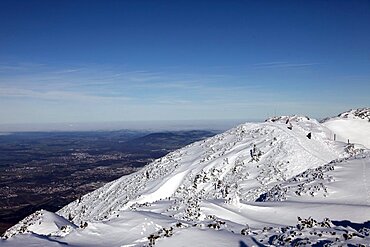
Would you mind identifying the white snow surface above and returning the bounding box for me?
[2,112,370,246]
[323,119,370,149]
[322,107,370,148]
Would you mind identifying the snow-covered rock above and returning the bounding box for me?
[1,109,370,246]
[2,210,77,239]
[337,107,370,120]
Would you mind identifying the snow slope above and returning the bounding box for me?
[56,116,340,223]
[1,112,370,246]
[322,107,370,148]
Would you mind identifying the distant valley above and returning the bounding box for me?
[0,130,217,234]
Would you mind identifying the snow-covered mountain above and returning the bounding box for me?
[1,110,370,246]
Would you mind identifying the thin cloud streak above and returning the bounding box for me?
[0,63,266,98]
[0,63,295,116]
[0,87,132,102]
[253,61,319,69]
[2,62,349,125]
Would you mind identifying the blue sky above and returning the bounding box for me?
[0,0,369,127]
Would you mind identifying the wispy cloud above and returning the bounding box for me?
[0,62,299,118]
[253,61,319,69]
[1,62,303,115]
[0,87,132,102]
[0,62,46,72]
[0,63,244,101]
[52,68,84,74]
[3,62,352,124]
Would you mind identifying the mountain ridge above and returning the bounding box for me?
[2,109,370,246]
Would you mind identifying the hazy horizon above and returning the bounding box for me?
[0,119,254,132]
[0,106,355,132]
[0,108,353,132]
